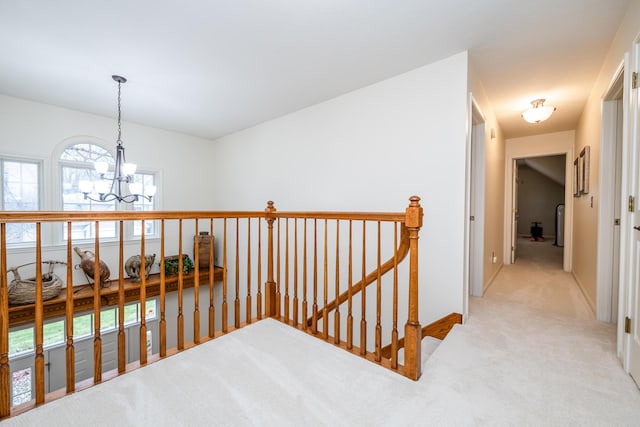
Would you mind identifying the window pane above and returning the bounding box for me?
[124,304,138,325]
[12,368,32,406]
[43,320,65,347]
[2,160,39,243]
[132,173,156,236]
[146,299,157,319]
[60,143,114,164]
[9,328,34,356]
[100,308,116,332]
[73,314,92,338]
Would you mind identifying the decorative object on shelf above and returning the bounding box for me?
[7,261,66,305]
[163,255,193,276]
[194,231,214,269]
[521,98,556,123]
[125,254,156,282]
[78,75,156,203]
[74,247,111,287]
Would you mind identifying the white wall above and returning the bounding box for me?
[0,94,215,211]
[575,0,640,339]
[209,52,470,323]
[468,59,505,294]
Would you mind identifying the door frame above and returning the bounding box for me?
[463,93,486,318]
[504,135,573,272]
[598,59,627,324]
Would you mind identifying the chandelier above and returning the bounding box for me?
[521,98,556,124]
[79,75,156,203]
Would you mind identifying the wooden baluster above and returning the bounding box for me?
[194,221,200,344]
[264,201,277,317]
[404,196,423,380]
[0,223,9,418]
[391,222,399,369]
[322,219,328,340]
[177,219,184,350]
[209,219,216,337]
[139,220,147,366]
[246,218,252,324]
[257,219,262,320]
[160,220,167,356]
[93,222,102,384]
[65,222,75,392]
[334,220,340,345]
[375,221,382,362]
[284,218,290,323]
[222,218,228,332]
[35,223,45,403]
[276,217,281,318]
[293,219,299,327]
[302,219,308,331]
[235,218,240,328]
[347,220,353,350]
[117,221,126,373]
[360,221,366,356]
[312,219,318,335]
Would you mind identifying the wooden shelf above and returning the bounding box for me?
[8,266,224,327]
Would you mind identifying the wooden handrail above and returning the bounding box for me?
[306,224,410,327]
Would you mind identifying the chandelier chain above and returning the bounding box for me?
[117,80,123,145]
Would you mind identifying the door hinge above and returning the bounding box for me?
[470,215,475,221]
[634,72,638,89]
[625,316,631,334]
[629,195,635,212]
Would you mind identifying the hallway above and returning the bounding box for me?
[451,237,640,423]
[486,237,593,320]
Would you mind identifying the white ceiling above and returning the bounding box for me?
[0,0,632,141]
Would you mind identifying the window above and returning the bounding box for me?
[59,142,157,241]
[9,299,158,358]
[1,158,41,244]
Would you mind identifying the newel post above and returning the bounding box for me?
[404,196,423,380]
[265,201,277,317]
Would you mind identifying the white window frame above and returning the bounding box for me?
[0,155,44,247]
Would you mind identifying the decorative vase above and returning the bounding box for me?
[74,247,111,286]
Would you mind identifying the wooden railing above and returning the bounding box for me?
[0,196,423,419]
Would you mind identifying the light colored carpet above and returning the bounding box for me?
[4,237,640,426]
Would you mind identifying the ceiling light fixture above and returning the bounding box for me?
[79,75,156,203]
[521,98,556,124]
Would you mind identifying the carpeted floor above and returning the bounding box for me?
[4,237,640,426]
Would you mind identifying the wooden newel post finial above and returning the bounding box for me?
[404,195,423,380]
[265,201,277,317]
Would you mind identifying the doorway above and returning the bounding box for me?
[504,132,574,273]
[514,155,566,266]
[598,64,624,324]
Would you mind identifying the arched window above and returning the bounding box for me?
[59,142,157,240]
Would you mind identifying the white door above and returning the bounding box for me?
[469,123,485,297]
[629,44,640,384]
[511,160,519,263]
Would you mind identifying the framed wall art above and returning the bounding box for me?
[580,146,590,194]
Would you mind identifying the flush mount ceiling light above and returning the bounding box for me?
[79,75,156,203]
[521,98,556,124]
